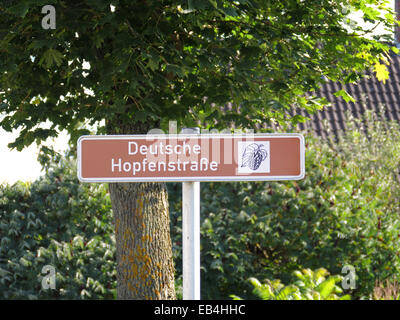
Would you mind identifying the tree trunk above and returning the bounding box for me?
[106,120,176,300]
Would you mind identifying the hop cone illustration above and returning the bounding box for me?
[241,143,268,170]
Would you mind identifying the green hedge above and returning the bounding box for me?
[0,158,116,299]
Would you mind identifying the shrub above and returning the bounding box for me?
[0,157,116,299]
[231,268,351,300]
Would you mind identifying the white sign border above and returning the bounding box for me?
[77,133,305,183]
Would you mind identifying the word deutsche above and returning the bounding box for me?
[128,141,201,156]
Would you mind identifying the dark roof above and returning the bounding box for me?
[293,54,400,138]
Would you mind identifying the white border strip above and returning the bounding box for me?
[77,133,305,183]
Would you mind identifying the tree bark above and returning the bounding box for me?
[106,120,176,300]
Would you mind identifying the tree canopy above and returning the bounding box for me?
[0,0,397,151]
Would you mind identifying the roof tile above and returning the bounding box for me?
[295,54,400,137]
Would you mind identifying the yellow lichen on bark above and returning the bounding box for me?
[109,180,176,299]
[115,218,120,234]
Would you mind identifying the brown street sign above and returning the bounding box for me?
[77,133,305,182]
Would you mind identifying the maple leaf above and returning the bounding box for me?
[374,62,389,84]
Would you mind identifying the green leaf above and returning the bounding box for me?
[293,270,304,280]
[39,49,64,68]
[165,64,185,77]
[248,277,262,289]
[334,89,356,103]
[223,7,238,17]
[276,285,299,300]
[391,46,399,55]
[229,294,243,300]
[315,278,336,299]
[147,59,159,72]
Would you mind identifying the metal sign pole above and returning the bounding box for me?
[181,127,201,300]
[182,180,201,300]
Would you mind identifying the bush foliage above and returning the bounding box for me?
[1,111,400,299]
[0,158,116,299]
[231,268,351,300]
